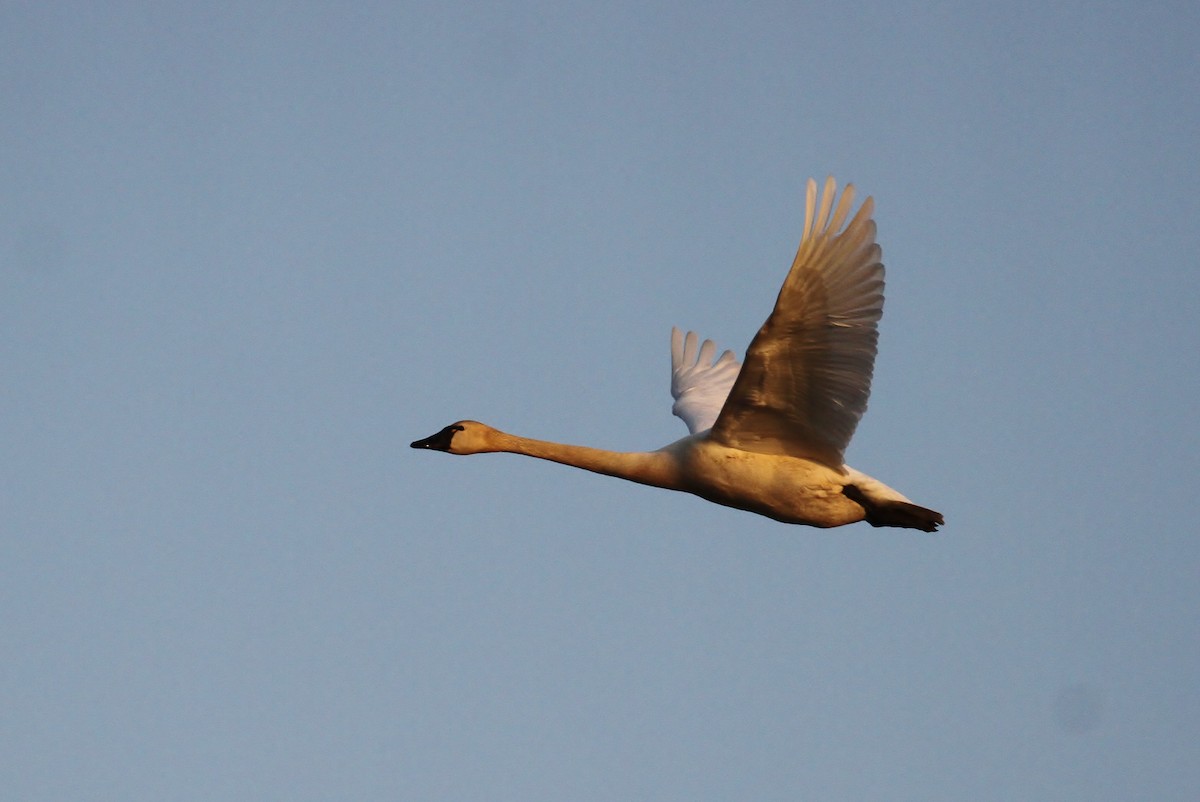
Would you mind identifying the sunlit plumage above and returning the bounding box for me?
[413,177,942,531]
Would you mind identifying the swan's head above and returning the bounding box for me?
[410,420,499,455]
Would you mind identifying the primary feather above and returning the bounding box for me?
[709,177,883,467]
[670,328,741,434]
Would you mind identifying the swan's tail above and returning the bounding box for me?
[842,484,944,532]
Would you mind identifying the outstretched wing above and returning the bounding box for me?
[670,327,741,434]
[709,177,884,467]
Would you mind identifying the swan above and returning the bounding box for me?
[412,177,943,531]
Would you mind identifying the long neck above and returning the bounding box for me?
[491,431,681,490]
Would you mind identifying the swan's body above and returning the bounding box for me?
[413,177,942,531]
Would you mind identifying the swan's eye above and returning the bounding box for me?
[411,423,466,451]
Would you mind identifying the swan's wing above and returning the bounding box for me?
[670,327,742,434]
[709,177,884,467]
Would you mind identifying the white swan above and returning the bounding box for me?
[413,177,943,531]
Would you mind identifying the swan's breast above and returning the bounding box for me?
[676,439,863,527]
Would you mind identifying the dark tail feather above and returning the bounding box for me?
[843,485,944,532]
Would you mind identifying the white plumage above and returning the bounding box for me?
[413,177,942,531]
[670,328,741,435]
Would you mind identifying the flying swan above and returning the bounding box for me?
[413,177,943,531]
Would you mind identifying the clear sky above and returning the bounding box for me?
[4,2,1198,800]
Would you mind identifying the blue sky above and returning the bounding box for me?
[3,2,1198,799]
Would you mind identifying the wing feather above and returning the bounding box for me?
[670,327,742,434]
[709,177,884,466]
